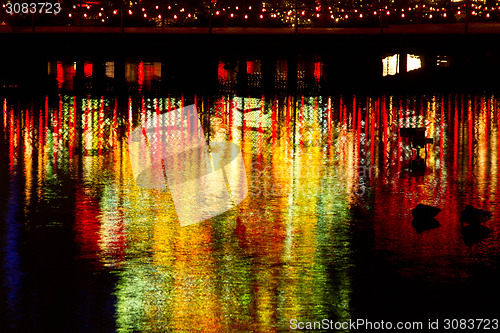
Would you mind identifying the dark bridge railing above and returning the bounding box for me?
[1,0,500,32]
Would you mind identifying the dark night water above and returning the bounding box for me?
[1,80,500,331]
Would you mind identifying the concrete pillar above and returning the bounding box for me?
[114,56,126,95]
[399,53,408,77]
[424,53,436,76]
[287,54,298,94]
[93,58,105,93]
[237,57,248,96]
[74,58,85,94]
[261,56,276,93]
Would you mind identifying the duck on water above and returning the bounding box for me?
[460,205,493,245]
[411,204,441,233]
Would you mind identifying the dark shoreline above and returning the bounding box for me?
[2,24,500,94]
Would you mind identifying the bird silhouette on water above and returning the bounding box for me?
[460,205,493,245]
[411,204,441,233]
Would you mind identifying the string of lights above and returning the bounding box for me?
[1,1,500,27]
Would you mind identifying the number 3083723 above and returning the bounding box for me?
[5,2,62,15]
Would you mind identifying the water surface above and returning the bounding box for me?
[1,92,499,332]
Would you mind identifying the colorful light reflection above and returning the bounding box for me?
[1,92,499,330]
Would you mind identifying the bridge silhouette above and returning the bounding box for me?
[2,23,500,34]
[2,0,500,35]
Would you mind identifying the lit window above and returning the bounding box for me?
[382,54,399,76]
[407,54,422,72]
